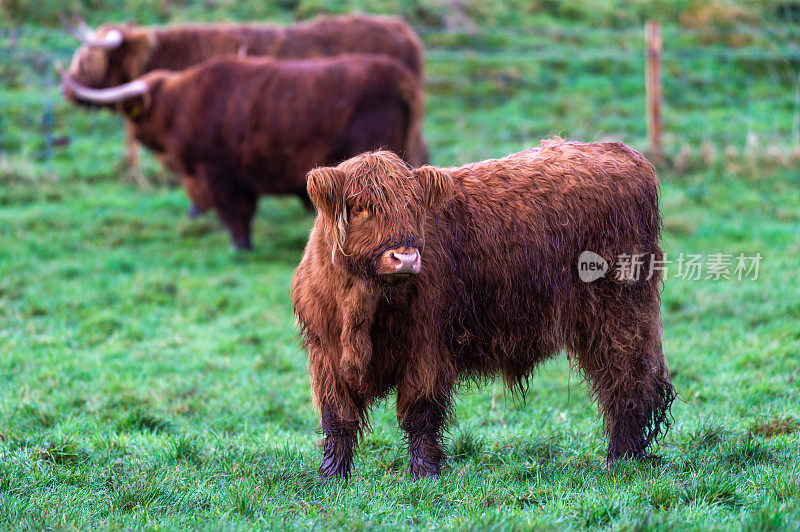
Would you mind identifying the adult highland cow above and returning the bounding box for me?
[59,54,423,249]
[291,139,676,479]
[63,14,428,204]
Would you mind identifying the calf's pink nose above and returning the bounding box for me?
[389,249,421,274]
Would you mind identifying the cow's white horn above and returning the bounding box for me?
[57,62,148,104]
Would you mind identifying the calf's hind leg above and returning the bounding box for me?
[575,298,675,463]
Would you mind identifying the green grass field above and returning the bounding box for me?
[2,1,800,529]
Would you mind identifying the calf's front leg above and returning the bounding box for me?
[339,288,378,393]
[310,344,368,480]
[397,381,451,479]
[319,406,361,480]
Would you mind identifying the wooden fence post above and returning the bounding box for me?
[645,21,664,164]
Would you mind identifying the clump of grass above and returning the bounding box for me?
[104,394,150,411]
[747,415,800,438]
[33,439,88,465]
[450,428,485,462]
[668,140,800,178]
[165,435,203,465]
[113,475,171,513]
[226,482,266,518]
[718,437,776,468]
[360,432,406,473]
[513,437,563,465]
[639,480,679,510]
[509,487,550,508]
[680,474,742,508]
[116,409,174,434]
[680,422,733,452]
[578,497,621,527]
[748,507,789,531]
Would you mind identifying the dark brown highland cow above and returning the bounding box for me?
[59,54,423,249]
[63,14,428,204]
[291,139,676,479]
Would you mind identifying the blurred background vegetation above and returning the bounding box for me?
[1,0,799,183]
[2,0,799,29]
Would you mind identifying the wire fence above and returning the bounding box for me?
[1,24,799,170]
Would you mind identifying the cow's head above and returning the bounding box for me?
[307,151,454,283]
[63,19,155,93]
[56,62,168,130]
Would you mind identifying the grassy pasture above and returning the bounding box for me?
[2,2,800,529]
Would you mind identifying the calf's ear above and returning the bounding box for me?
[414,165,454,210]
[307,167,345,218]
[307,167,348,254]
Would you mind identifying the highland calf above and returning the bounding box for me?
[60,54,423,249]
[291,139,676,479]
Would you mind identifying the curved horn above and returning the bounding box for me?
[80,24,124,49]
[63,16,124,49]
[56,62,148,104]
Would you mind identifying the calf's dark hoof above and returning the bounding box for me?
[318,455,351,481]
[408,455,441,479]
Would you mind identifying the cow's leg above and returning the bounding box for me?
[125,123,149,189]
[574,295,675,464]
[307,342,367,480]
[315,378,365,480]
[187,204,205,218]
[183,174,209,218]
[398,397,447,479]
[216,190,256,251]
[396,371,452,479]
[318,406,361,480]
[198,166,257,250]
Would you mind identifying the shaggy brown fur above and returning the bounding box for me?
[63,54,424,249]
[291,139,676,479]
[65,14,428,205]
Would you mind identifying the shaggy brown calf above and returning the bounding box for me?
[64,14,428,201]
[291,139,676,479]
[59,54,423,249]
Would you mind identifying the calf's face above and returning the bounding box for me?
[307,151,454,282]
